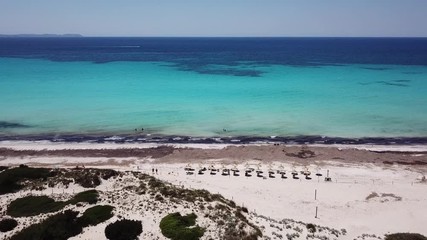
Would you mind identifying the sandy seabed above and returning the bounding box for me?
[1,141,427,240]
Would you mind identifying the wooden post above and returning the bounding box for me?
[315,189,317,200]
[315,206,318,218]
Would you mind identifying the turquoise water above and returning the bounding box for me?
[1,57,427,138]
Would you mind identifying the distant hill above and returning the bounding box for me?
[0,34,83,38]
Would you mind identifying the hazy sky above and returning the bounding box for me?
[1,0,427,37]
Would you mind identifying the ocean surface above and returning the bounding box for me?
[1,37,427,144]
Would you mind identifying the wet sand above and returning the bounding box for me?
[1,144,426,169]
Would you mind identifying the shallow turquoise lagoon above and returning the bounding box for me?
[1,57,427,138]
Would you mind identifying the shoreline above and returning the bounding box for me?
[1,139,427,152]
[2,133,427,146]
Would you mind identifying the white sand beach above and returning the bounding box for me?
[1,142,427,239]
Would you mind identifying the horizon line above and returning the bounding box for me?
[1,34,427,38]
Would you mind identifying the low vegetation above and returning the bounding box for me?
[105,219,142,240]
[0,166,9,172]
[0,165,121,195]
[79,205,114,226]
[7,195,65,217]
[0,165,53,194]
[3,168,263,239]
[306,223,316,233]
[144,175,261,240]
[11,204,115,240]
[385,233,427,240]
[0,218,18,232]
[7,190,99,217]
[160,212,205,240]
[10,210,83,240]
[69,189,99,204]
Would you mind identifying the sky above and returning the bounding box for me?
[1,0,427,37]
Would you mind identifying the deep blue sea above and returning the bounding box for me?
[1,37,427,144]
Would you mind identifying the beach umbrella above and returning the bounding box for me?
[208,164,216,171]
[268,163,275,174]
[231,164,240,176]
[303,166,311,176]
[231,164,239,173]
[232,163,238,170]
[184,163,194,171]
[315,166,322,176]
[291,165,298,175]
[268,168,275,178]
[244,163,254,172]
[277,164,286,174]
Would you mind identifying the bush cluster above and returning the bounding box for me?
[306,223,316,233]
[7,195,64,217]
[0,218,18,232]
[69,189,99,205]
[105,219,142,240]
[0,166,53,194]
[7,190,99,217]
[385,233,427,240]
[11,204,115,240]
[160,212,205,240]
[10,210,82,240]
[79,205,114,226]
[147,176,229,204]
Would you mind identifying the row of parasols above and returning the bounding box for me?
[184,163,332,181]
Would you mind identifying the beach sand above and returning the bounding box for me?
[1,142,427,239]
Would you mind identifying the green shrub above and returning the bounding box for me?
[105,219,142,240]
[0,218,18,232]
[385,233,427,240]
[160,212,205,240]
[69,189,99,204]
[74,173,101,188]
[7,196,65,217]
[241,206,248,213]
[0,167,52,194]
[7,190,99,217]
[0,166,8,172]
[11,204,116,240]
[10,210,83,240]
[306,223,316,233]
[79,205,114,226]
